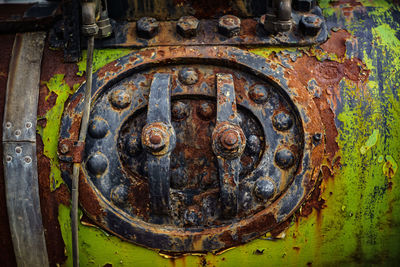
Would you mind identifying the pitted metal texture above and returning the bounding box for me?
[59,46,324,253]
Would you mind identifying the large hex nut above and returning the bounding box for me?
[299,14,322,36]
[218,15,241,37]
[177,16,199,38]
[137,17,159,39]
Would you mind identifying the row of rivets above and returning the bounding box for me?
[137,15,241,39]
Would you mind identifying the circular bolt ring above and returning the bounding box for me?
[141,122,171,155]
[212,123,246,159]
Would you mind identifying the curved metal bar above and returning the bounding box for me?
[2,32,49,267]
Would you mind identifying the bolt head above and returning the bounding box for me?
[275,149,295,169]
[254,178,275,200]
[212,123,246,159]
[197,102,215,120]
[272,112,293,131]
[60,144,69,154]
[249,84,269,104]
[177,16,199,38]
[300,14,322,36]
[87,152,108,175]
[178,67,198,85]
[88,118,109,138]
[110,89,131,109]
[137,17,159,39]
[221,130,239,149]
[218,15,241,37]
[141,123,170,154]
[171,101,189,121]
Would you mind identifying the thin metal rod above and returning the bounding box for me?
[71,35,95,267]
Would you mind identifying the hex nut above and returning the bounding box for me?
[299,14,322,36]
[137,17,159,39]
[177,16,199,38]
[218,15,241,37]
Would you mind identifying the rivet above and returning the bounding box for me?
[178,68,198,85]
[177,16,199,38]
[14,129,21,137]
[247,135,261,153]
[25,122,32,129]
[197,102,215,120]
[15,146,22,154]
[254,178,275,200]
[6,155,12,162]
[275,149,295,169]
[109,89,131,109]
[6,122,12,128]
[110,184,129,206]
[272,112,293,131]
[218,15,241,37]
[24,156,32,164]
[87,152,108,176]
[88,118,109,139]
[171,101,189,121]
[249,84,269,104]
[313,133,322,142]
[137,17,159,39]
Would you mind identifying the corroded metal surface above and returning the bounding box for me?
[2,32,49,267]
[59,46,324,253]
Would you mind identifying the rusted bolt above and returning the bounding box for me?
[88,118,109,139]
[109,89,131,109]
[218,15,241,37]
[197,102,215,120]
[60,144,69,154]
[177,16,199,38]
[24,156,32,164]
[249,84,269,104]
[212,123,246,159]
[178,67,198,85]
[221,130,239,150]
[254,178,275,200]
[272,112,293,131]
[137,17,159,39]
[293,0,315,12]
[299,14,322,36]
[111,184,128,206]
[172,101,189,121]
[141,123,170,154]
[247,135,261,153]
[15,146,22,154]
[275,149,295,169]
[87,152,108,175]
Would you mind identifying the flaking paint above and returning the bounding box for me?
[43,1,400,266]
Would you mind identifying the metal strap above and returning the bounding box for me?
[2,32,49,267]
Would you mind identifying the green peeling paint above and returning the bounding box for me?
[360,129,379,154]
[37,74,79,190]
[76,49,131,76]
[55,1,400,265]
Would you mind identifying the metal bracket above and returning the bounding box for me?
[141,73,176,215]
[2,32,49,267]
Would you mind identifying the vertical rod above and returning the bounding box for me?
[71,35,95,267]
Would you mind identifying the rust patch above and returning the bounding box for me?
[0,33,17,267]
[320,29,352,58]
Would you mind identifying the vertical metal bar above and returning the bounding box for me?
[3,32,49,267]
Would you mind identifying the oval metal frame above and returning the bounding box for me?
[59,46,325,253]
